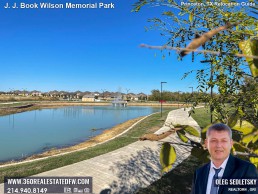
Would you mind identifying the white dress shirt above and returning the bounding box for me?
[206,156,229,194]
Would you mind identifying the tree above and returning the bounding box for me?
[133,0,258,171]
[148,89,160,101]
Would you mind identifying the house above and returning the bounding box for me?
[82,93,97,102]
[74,91,84,99]
[137,93,148,101]
[49,90,60,98]
[125,93,136,101]
[30,90,42,97]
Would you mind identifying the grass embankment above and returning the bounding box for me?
[0,102,42,116]
[0,109,173,183]
[136,107,210,194]
[0,96,58,102]
[0,102,24,108]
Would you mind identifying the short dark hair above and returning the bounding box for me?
[206,123,232,138]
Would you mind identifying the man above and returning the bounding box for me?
[191,123,258,194]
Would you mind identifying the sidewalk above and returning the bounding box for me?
[0,108,201,194]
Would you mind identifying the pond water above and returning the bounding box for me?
[0,106,161,162]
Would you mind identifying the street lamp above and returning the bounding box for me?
[200,60,214,123]
[189,87,193,105]
[160,82,167,117]
[177,90,182,108]
[126,88,130,101]
[101,89,106,101]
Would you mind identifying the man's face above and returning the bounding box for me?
[205,130,233,164]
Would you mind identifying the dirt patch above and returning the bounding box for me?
[0,105,40,116]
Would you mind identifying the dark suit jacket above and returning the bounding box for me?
[191,155,258,194]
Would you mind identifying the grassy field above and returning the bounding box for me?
[0,109,174,183]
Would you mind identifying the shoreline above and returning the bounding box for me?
[0,101,185,116]
[37,101,183,108]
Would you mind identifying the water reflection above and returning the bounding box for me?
[7,114,15,129]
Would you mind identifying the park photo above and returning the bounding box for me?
[0,0,257,194]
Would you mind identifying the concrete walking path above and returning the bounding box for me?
[0,108,201,194]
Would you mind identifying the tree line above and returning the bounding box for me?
[148,89,217,103]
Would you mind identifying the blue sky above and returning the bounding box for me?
[0,0,249,94]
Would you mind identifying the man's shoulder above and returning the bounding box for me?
[226,155,258,178]
[195,162,209,173]
[229,155,255,168]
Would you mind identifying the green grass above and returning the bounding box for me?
[0,109,174,183]
[190,105,236,129]
[190,106,213,128]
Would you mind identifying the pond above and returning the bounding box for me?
[0,106,161,162]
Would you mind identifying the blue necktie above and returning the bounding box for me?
[210,167,222,194]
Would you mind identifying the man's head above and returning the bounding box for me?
[205,123,233,166]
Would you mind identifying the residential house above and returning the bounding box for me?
[82,93,97,102]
